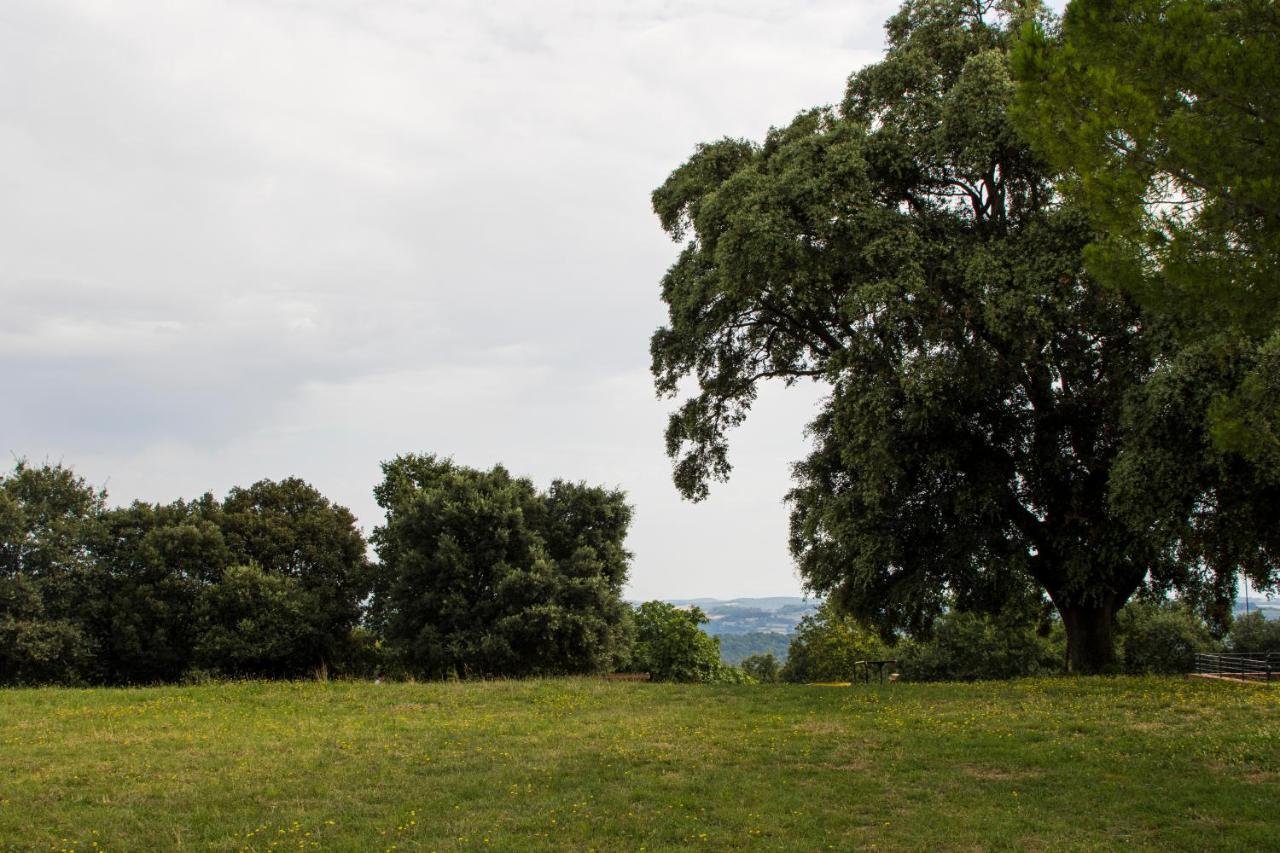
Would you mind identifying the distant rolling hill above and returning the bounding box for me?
[1234,596,1279,620]
[663,597,820,665]
[665,596,818,635]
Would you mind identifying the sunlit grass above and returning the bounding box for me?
[1,677,1276,850]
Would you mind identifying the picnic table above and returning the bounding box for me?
[853,659,898,684]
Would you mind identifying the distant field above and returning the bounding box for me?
[1,678,1276,850]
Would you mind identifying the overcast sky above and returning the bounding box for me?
[2,0,930,600]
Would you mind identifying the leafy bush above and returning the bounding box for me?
[628,601,726,682]
[0,612,96,685]
[781,600,890,683]
[1118,601,1219,675]
[1227,611,1280,655]
[740,652,781,683]
[193,564,316,678]
[898,611,1061,682]
[371,455,633,679]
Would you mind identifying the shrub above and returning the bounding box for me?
[193,564,316,678]
[629,601,725,682]
[741,652,781,683]
[1118,601,1219,675]
[371,456,633,679]
[1227,611,1280,655]
[897,611,1061,682]
[781,600,890,683]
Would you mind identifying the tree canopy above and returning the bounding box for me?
[1012,0,1280,340]
[370,455,633,679]
[650,0,1279,671]
[0,462,372,684]
[627,600,730,683]
[1012,0,1280,478]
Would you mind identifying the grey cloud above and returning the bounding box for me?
[2,0,900,599]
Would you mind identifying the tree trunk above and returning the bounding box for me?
[1055,599,1119,674]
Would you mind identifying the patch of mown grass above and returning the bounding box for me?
[0,677,1275,850]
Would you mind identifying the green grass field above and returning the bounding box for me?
[1,677,1276,851]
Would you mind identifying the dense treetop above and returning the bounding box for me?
[370,455,634,679]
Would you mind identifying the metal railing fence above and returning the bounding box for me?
[1194,652,1278,682]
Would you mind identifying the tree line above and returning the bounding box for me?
[6,453,1275,686]
[0,457,625,685]
[2,454,780,686]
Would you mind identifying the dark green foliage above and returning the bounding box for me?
[716,631,792,665]
[628,601,735,683]
[1106,339,1280,634]
[216,479,373,672]
[651,0,1280,673]
[781,600,890,683]
[897,610,1062,682]
[650,0,1205,672]
[1227,611,1280,655]
[739,652,781,683]
[0,462,103,684]
[88,500,227,684]
[0,600,96,686]
[193,563,317,677]
[1116,600,1218,675]
[0,461,370,685]
[1013,0,1280,482]
[329,627,390,680]
[371,455,632,679]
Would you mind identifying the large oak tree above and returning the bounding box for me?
[650,0,1278,672]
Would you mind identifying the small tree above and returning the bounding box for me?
[217,478,372,672]
[0,462,103,684]
[740,652,782,683]
[629,601,725,683]
[781,600,888,683]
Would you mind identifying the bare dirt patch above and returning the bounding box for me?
[959,764,1043,782]
[1127,721,1168,732]
[792,718,850,736]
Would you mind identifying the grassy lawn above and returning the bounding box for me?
[1,677,1276,851]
